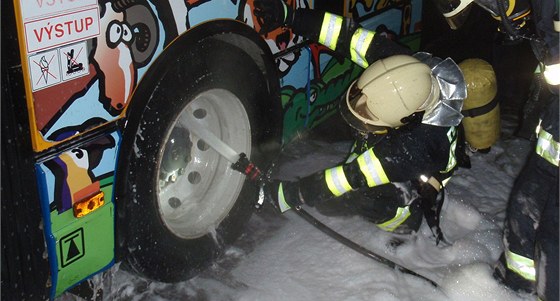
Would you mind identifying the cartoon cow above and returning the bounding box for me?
[95,0,159,114]
[44,125,116,213]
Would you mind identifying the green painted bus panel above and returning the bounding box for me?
[53,202,114,297]
[279,51,363,143]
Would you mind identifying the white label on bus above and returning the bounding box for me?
[24,7,100,54]
[60,41,89,82]
[28,49,62,91]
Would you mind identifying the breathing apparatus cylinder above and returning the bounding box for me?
[459,58,500,150]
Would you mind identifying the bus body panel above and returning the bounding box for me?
[6,0,423,298]
[35,131,120,297]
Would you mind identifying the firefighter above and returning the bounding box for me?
[493,99,559,301]
[432,0,559,299]
[254,1,468,240]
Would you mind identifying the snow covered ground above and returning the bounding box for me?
[61,115,536,301]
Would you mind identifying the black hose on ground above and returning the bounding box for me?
[293,206,441,288]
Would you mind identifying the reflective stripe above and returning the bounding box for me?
[345,142,359,163]
[325,166,353,197]
[357,148,389,187]
[505,249,536,281]
[350,28,375,68]
[421,175,442,191]
[543,63,560,85]
[345,152,359,163]
[277,183,292,213]
[443,127,458,173]
[319,12,343,51]
[377,206,411,232]
[535,121,560,166]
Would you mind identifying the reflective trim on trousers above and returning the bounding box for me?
[350,28,375,68]
[505,249,537,282]
[357,148,389,187]
[325,166,353,197]
[277,183,292,213]
[319,12,343,51]
[535,120,560,166]
[376,206,411,232]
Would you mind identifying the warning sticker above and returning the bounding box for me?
[59,228,85,268]
[28,41,89,91]
[29,49,61,91]
[60,41,89,82]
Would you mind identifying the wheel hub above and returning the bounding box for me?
[156,89,251,239]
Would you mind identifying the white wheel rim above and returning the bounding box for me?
[157,89,251,239]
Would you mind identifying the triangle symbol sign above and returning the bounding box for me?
[67,238,80,260]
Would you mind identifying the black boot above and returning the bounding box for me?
[261,180,303,213]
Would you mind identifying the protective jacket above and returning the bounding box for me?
[278,9,460,234]
[284,121,459,233]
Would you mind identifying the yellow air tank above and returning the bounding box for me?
[459,58,500,151]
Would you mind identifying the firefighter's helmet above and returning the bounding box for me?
[341,55,440,133]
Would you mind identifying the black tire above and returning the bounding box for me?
[116,21,281,282]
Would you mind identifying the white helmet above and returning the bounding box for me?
[342,55,440,133]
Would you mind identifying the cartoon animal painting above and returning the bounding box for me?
[240,0,309,75]
[95,0,159,114]
[281,55,363,141]
[28,0,421,150]
[43,132,116,213]
[32,0,160,145]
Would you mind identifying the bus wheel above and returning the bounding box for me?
[119,24,280,282]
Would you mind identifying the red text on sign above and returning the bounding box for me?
[33,17,94,42]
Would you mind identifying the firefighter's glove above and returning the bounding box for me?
[253,0,294,35]
[414,177,446,245]
[369,33,414,61]
[259,180,302,213]
[375,24,398,40]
